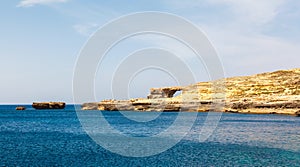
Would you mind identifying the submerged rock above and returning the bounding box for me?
[32,102,65,110]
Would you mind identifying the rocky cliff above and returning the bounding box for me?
[82,68,300,116]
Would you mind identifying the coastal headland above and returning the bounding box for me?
[82,68,300,116]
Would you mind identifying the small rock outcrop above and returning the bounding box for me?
[81,103,98,110]
[32,102,65,110]
[16,106,26,110]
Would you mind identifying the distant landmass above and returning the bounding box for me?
[15,102,66,110]
[32,102,66,110]
[82,68,300,116]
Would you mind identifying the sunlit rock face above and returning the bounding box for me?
[82,68,300,116]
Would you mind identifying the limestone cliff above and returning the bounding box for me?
[82,68,300,116]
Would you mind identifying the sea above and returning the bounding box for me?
[0,105,299,166]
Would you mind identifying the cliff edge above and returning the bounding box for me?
[82,68,300,116]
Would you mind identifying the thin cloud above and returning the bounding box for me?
[164,0,285,26]
[73,23,98,36]
[17,0,68,7]
[207,0,285,25]
[161,0,299,76]
[200,24,300,77]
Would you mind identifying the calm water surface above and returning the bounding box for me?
[0,105,299,166]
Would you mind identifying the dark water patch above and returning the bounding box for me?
[0,131,299,166]
[102,111,179,137]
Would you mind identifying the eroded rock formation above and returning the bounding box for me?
[32,102,65,110]
[147,87,183,99]
[81,103,98,110]
[82,68,300,116]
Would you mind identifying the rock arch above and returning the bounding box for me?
[147,87,183,99]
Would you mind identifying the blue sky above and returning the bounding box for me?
[1,0,299,104]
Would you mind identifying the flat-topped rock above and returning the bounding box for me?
[32,102,65,110]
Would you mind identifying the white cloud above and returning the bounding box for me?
[165,0,286,27]
[200,24,300,77]
[17,0,68,7]
[161,0,299,76]
[133,26,300,78]
[73,23,98,36]
[207,0,285,25]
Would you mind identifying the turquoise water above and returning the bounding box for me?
[0,105,299,166]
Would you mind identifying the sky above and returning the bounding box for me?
[0,0,299,104]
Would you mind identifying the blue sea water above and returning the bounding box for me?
[0,105,299,166]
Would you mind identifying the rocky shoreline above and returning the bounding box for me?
[82,68,300,116]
